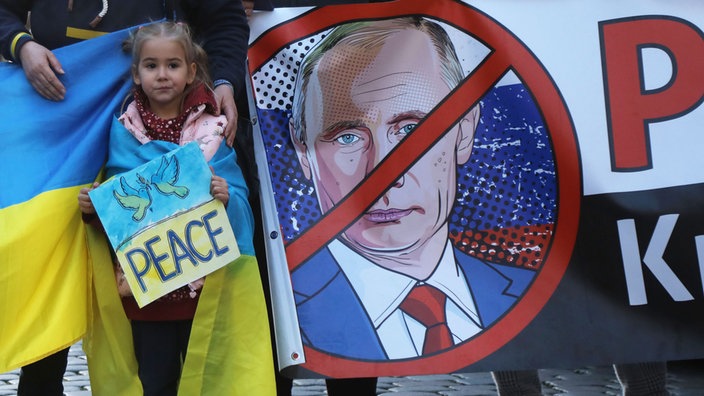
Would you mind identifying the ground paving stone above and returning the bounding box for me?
[2,341,703,395]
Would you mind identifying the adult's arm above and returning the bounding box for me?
[181,0,249,99]
[0,0,66,100]
[181,0,249,144]
[0,0,31,62]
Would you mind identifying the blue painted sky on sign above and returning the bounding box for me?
[90,142,214,249]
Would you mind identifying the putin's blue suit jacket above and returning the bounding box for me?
[290,244,536,360]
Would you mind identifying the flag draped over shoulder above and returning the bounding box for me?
[0,29,132,372]
[83,104,275,394]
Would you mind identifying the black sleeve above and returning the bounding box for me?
[181,0,250,99]
[0,0,31,61]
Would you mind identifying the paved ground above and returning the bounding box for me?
[1,342,703,395]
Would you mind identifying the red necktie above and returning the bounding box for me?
[399,284,453,354]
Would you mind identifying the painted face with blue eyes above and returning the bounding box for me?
[292,26,478,279]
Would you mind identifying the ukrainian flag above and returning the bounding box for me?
[84,116,276,395]
[0,28,132,372]
[0,27,275,395]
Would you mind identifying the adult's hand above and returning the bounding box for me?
[18,41,66,101]
[214,83,238,147]
[243,0,254,18]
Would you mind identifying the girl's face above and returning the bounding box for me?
[132,37,196,119]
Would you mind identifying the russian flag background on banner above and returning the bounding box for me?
[0,28,132,372]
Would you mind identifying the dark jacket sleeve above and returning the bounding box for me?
[0,0,31,61]
[181,0,250,99]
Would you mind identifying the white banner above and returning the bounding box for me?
[247,0,704,378]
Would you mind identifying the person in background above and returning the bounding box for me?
[0,2,250,395]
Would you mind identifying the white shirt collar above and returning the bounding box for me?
[330,239,480,328]
[330,239,415,327]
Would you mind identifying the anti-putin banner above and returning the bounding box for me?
[246,0,704,378]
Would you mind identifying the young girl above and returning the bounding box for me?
[78,21,273,395]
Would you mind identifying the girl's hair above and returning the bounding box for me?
[123,21,212,91]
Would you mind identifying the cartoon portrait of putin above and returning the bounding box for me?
[287,16,537,360]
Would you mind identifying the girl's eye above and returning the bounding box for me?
[335,133,360,145]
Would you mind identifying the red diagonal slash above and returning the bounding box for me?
[284,53,512,271]
[247,3,517,271]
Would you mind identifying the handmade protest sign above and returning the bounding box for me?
[90,142,239,307]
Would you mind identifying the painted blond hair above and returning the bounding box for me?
[291,17,465,144]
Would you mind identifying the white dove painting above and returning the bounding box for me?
[113,174,153,221]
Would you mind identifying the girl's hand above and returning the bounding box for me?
[78,182,100,214]
[188,277,205,298]
[210,168,229,207]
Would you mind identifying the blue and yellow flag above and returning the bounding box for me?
[84,118,275,395]
[0,27,275,395]
[0,28,132,372]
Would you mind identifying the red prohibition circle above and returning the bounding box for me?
[248,0,581,377]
